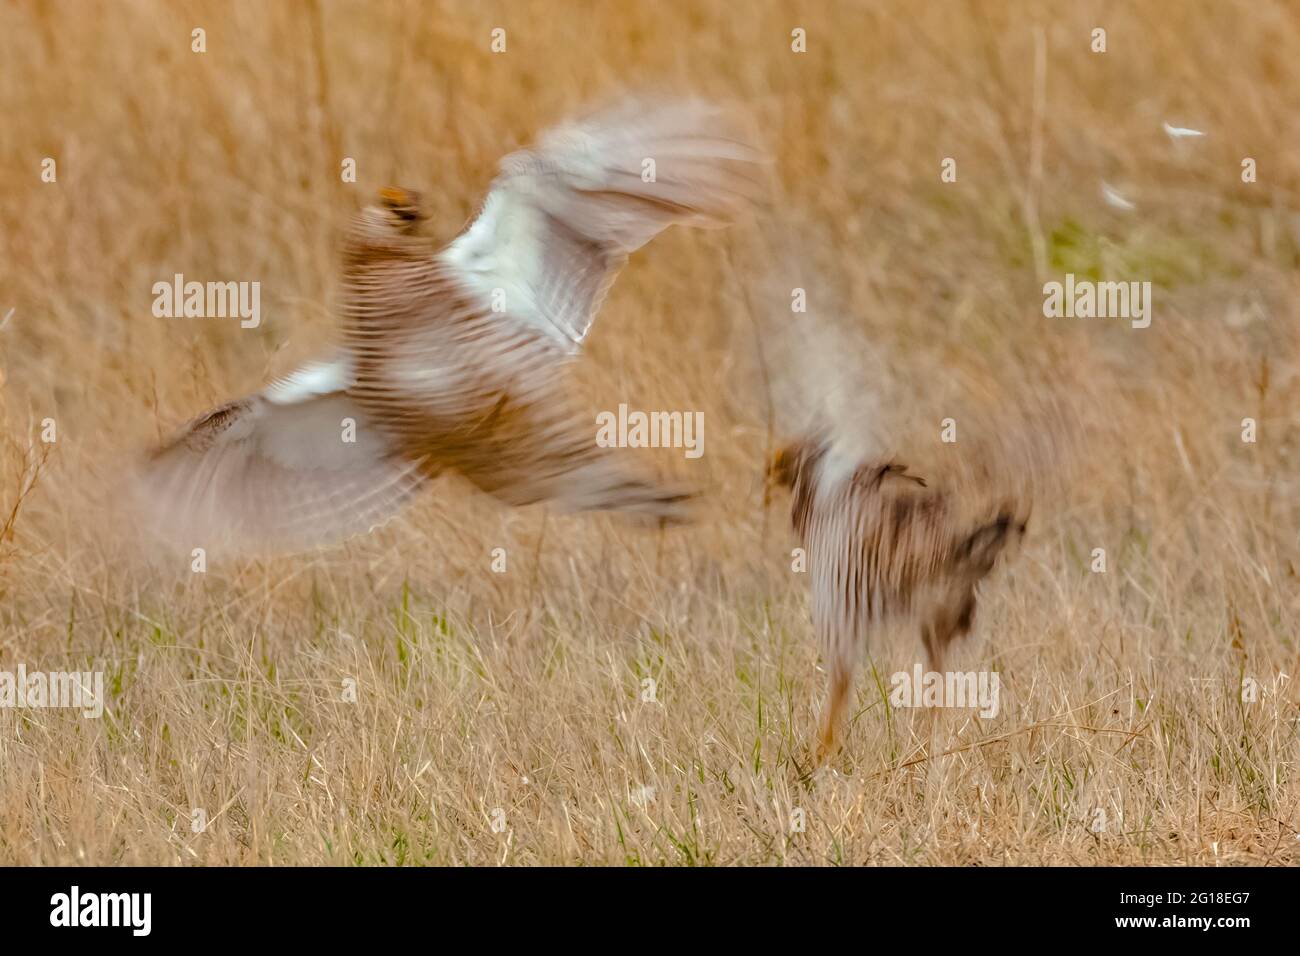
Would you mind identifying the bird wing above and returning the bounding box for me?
[135,98,758,553]
[135,369,428,554]
[439,98,764,351]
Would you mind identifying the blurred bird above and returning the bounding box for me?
[137,98,763,553]
[768,436,1028,764]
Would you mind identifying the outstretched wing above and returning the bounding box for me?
[135,367,428,554]
[134,98,758,554]
[439,98,764,351]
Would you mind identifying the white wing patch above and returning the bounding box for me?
[441,98,763,352]
[439,193,575,350]
[264,355,355,404]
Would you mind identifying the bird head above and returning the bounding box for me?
[344,188,431,264]
[766,436,827,491]
[376,186,428,230]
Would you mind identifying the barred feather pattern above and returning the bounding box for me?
[338,206,693,518]
[133,98,760,554]
[771,437,1028,762]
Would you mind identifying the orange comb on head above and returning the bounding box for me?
[767,443,798,488]
[378,186,426,223]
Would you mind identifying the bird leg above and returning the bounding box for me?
[814,659,854,766]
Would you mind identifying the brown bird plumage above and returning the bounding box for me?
[769,436,1028,764]
[137,99,763,553]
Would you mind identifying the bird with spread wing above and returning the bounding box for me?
[136,99,763,553]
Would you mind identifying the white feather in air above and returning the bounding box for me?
[1100,181,1136,211]
[1163,121,1205,140]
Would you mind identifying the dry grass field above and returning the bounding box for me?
[0,0,1297,865]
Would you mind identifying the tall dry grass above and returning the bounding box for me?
[0,0,1296,864]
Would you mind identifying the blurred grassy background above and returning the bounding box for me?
[0,0,1296,864]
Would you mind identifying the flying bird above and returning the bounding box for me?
[768,436,1028,764]
[137,99,762,553]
